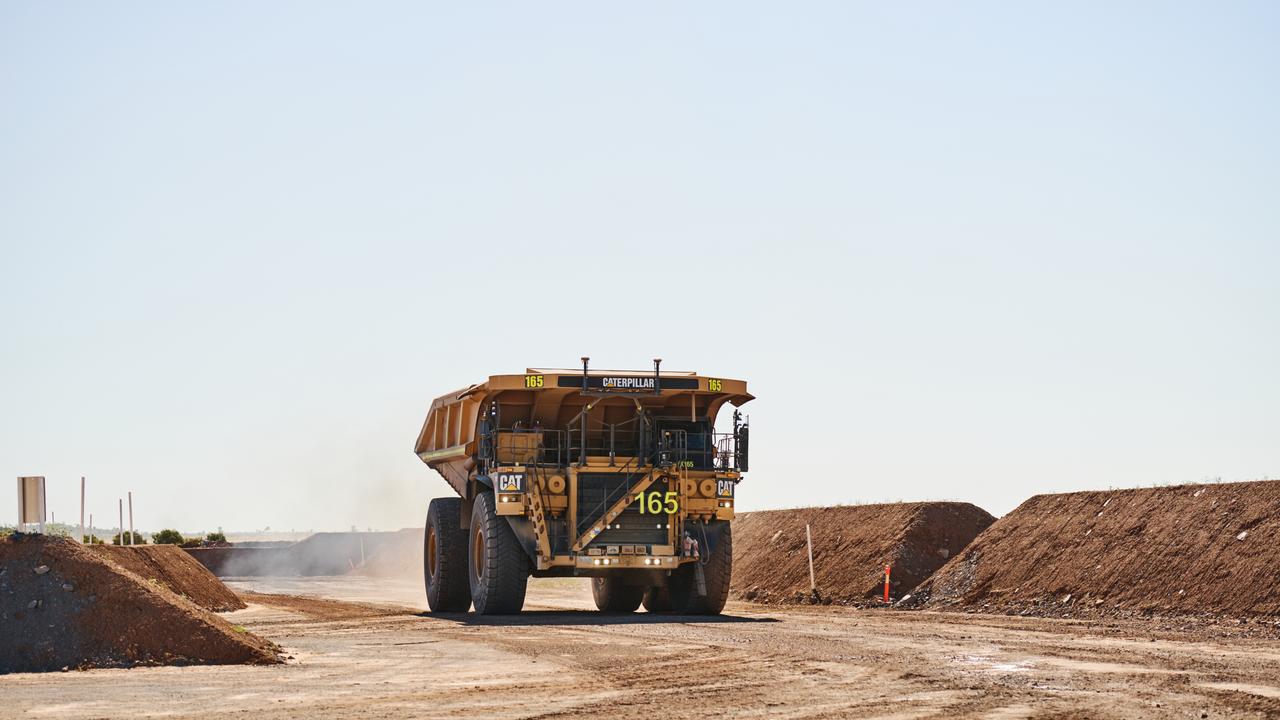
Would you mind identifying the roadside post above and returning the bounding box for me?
[17,476,47,533]
[884,565,891,603]
[806,523,816,592]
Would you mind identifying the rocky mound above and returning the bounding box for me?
[0,534,279,673]
[906,480,1280,619]
[731,502,995,605]
[88,545,245,612]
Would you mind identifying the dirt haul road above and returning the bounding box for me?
[4,577,1280,719]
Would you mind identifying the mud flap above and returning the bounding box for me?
[503,516,541,564]
[695,563,708,597]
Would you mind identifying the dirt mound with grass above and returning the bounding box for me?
[88,545,245,611]
[730,502,995,606]
[0,534,279,673]
[906,480,1280,619]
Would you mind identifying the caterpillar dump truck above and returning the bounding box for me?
[414,359,752,615]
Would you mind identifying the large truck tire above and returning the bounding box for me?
[591,577,645,613]
[666,523,733,615]
[468,491,529,614]
[424,498,471,612]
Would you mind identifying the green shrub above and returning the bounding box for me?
[82,534,105,544]
[152,528,185,545]
[111,531,147,545]
[206,531,227,543]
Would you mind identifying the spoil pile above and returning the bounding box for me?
[907,480,1280,619]
[187,532,398,576]
[350,528,423,579]
[0,534,278,673]
[88,545,245,611]
[731,502,995,605]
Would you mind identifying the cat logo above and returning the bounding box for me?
[716,479,735,498]
[497,472,525,492]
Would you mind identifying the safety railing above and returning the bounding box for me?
[480,418,747,471]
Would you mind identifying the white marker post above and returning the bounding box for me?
[118,498,123,545]
[128,491,134,545]
[806,523,816,592]
[17,477,47,533]
[80,477,86,544]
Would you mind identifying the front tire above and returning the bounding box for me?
[592,577,644,613]
[665,523,733,615]
[468,491,529,614]
[425,498,470,612]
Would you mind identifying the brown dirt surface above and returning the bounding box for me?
[88,545,246,611]
[0,534,280,673]
[908,479,1280,621]
[731,502,995,605]
[10,575,1280,719]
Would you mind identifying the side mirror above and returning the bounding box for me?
[737,425,749,472]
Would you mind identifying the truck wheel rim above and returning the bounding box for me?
[473,525,486,579]
[426,525,438,580]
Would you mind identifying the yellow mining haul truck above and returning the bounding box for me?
[414,359,752,615]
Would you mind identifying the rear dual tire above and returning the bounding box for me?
[424,498,471,612]
[591,577,645,612]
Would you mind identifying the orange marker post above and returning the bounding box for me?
[883,564,891,603]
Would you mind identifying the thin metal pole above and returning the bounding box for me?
[89,513,94,543]
[128,492,134,545]
[80,477,85,544]
[39,478,46,535]
[118,499,123,545]
[806,523,816,591]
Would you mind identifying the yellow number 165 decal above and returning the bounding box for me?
[635,491,679,514]
[707,378,723,392]
[525,375,544,388]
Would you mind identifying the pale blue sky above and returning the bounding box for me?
[3,2,1277,533]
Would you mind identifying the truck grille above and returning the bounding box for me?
[576,473,670,547]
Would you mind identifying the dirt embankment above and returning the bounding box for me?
[187,532,399,576]
[0,534,279,673]
[731,502,995,605]
[907,480,1280,620]
[88,545,245,611]
[349,528,423,579]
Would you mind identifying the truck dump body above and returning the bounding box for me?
[415,369,752,497]
[414,363,752,614]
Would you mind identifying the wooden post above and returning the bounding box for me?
[806,523,816,591]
